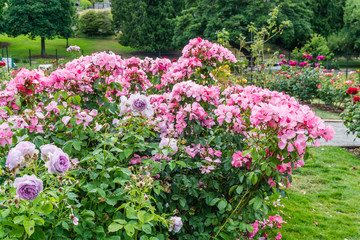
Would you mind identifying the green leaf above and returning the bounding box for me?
[73,141,81,151]
[121,168,132,176]
[124,223,135,237]
[126,208,138,220]
[30,215,44,225]
[108,223,123,232]
[236,186,244,194]
[113,219,127,224]
[179,197,186,208]
[62,221,69,230]
[124,148,133,158]
[137,211,146,223]
[109,103,117,113]
[40,203,53,215]
[1,209,10,218]
[13,215,27,224]
[209,198,220,206]
[23,219,35,237]
[142,224,152,234]
[176,161,187,167]
[97,188,106,198]
[217,199,227,211]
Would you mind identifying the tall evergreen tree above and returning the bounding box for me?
[0,0,7,33]
[4,0,75,57]
[275,0,313,48]
[173,0,314,50]
[308,0,345,37]
[112,0,184,53]
[173,0,276,49]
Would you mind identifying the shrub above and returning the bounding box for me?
[79,0,91,10]
[0,38,333,239]
[78,10,114,36]
[341,85,360,138]
[291,34,334,66]
[269,63,321,102]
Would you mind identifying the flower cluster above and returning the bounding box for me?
[66,45,80,52]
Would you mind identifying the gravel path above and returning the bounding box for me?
[319,120,360,147]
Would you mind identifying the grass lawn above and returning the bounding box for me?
[0,34,134,63]
[310,107,341,120]
[279,147,360,239]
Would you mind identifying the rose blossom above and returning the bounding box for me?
[14,174,43,200]
[45,149,71,174]
[159,138,178,155]
[169,216,183,233]
[120,94,154,117]
[40,144,62,160]
[6,141,38,170]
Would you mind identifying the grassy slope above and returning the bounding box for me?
[0,34,134,61]
[310,108,341,120]
[279,147,360,239]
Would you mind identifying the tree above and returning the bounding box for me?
[275,0,313,48]
[78,10,114,36]
[172,0,313,50]
[0,0,7,33]
[308,0,345,38]
[342,0,360,52]
[112,0,184,53]
[4,0,75,57]
[173,0,276,49]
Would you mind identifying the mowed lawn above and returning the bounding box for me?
[279,147,360,239]
[0,34,134,62]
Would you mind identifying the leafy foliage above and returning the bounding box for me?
[4,0,75,56]
[78,10,114,36]
[112,0,182,52]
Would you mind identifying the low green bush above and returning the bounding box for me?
[78,10,114,37]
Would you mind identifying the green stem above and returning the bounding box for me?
[212,190,250,239]
[23,232,27,240]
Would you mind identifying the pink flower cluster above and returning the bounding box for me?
[231,151,251,169]
[302,54,313,61]
[182,37,237,64]
[248,215,286,239]
[185,144,222,174]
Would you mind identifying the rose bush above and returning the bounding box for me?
[341,85,360,139]
[269,55,358,106]
[0,38,334,239]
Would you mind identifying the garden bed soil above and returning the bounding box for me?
[344,147,360,160]
[300,101,343,114]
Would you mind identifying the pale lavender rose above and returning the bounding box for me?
[128,94,154,117]
[16,141,38,156]
[45,150,71,174]
[62,116,71,126]
[159,138,178,155]
[40,144,62,161]
[119,96,130,116]
[169,216,183,233]
[66,45,80,52]
[5,141,38,170]
[6,148,24,170]
[14,174,43,200]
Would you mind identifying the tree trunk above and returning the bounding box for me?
[41,37,46,57]
[66,38,69,48]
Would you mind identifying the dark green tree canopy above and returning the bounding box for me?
[0,0,7,33]
[4,0,75,56]
[308,0,345,38]
[112,0,183,52]
[172,0,315,50]
[78,10,114,36]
